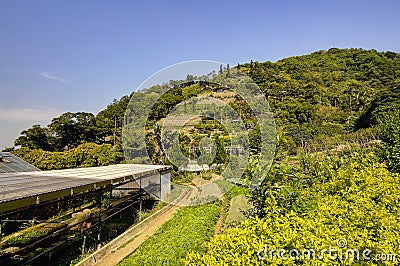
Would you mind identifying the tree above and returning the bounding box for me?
[197,136,216,167]
[186,74,195,82]
[167,136,188,170]
[48,112,97,150]
[376,109,400,173]
[14,125,52,150]
[214,134,228,164]
[96,95,130,143]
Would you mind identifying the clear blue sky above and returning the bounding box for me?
[1,0,399,149]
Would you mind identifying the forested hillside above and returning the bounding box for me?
[182,49,400,265]
[242,48,400,154]
[8,48,400,172]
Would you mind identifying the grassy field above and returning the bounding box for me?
[119,204,220,266]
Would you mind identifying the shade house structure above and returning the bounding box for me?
[0,152,171,214]
[0,152,40,173]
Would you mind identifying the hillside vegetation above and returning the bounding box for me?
[9,48,399,170]
[6,48,400,265]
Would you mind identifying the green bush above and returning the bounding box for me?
[12,143,124,170]
[184,154,400,265]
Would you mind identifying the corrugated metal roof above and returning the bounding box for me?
[0,152,40,173]
[0,164,170,213]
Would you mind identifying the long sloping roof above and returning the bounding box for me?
[0,152,40,173]
[0,164,170,213]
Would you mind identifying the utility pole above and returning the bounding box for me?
[113,116,117,149]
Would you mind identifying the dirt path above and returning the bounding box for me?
[93,204,181,266]
[214,196,226,234]
[224,194,251,228]
[87,179,222,266]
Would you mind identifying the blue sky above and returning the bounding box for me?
[1,0,399,149]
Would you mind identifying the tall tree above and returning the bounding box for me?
[14,125,52,150]
[96,95,130,143]
[214,134,228,164]
[49,112,96,150]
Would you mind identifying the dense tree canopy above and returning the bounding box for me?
[48,112,97,150]
[96,96,130,144]
[14,125,52,151]
[12,95,130,152]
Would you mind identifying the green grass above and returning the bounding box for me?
[224,184,249,203]
[213,179,251,228]
[3,228,49,246]
[119,204,220,266]
[2,223,63,247]
[214,179,249,202]
[224,194,252,227]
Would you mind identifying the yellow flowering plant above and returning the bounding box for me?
[183,153,400,265]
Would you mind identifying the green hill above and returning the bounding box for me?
[8,48,400,170]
